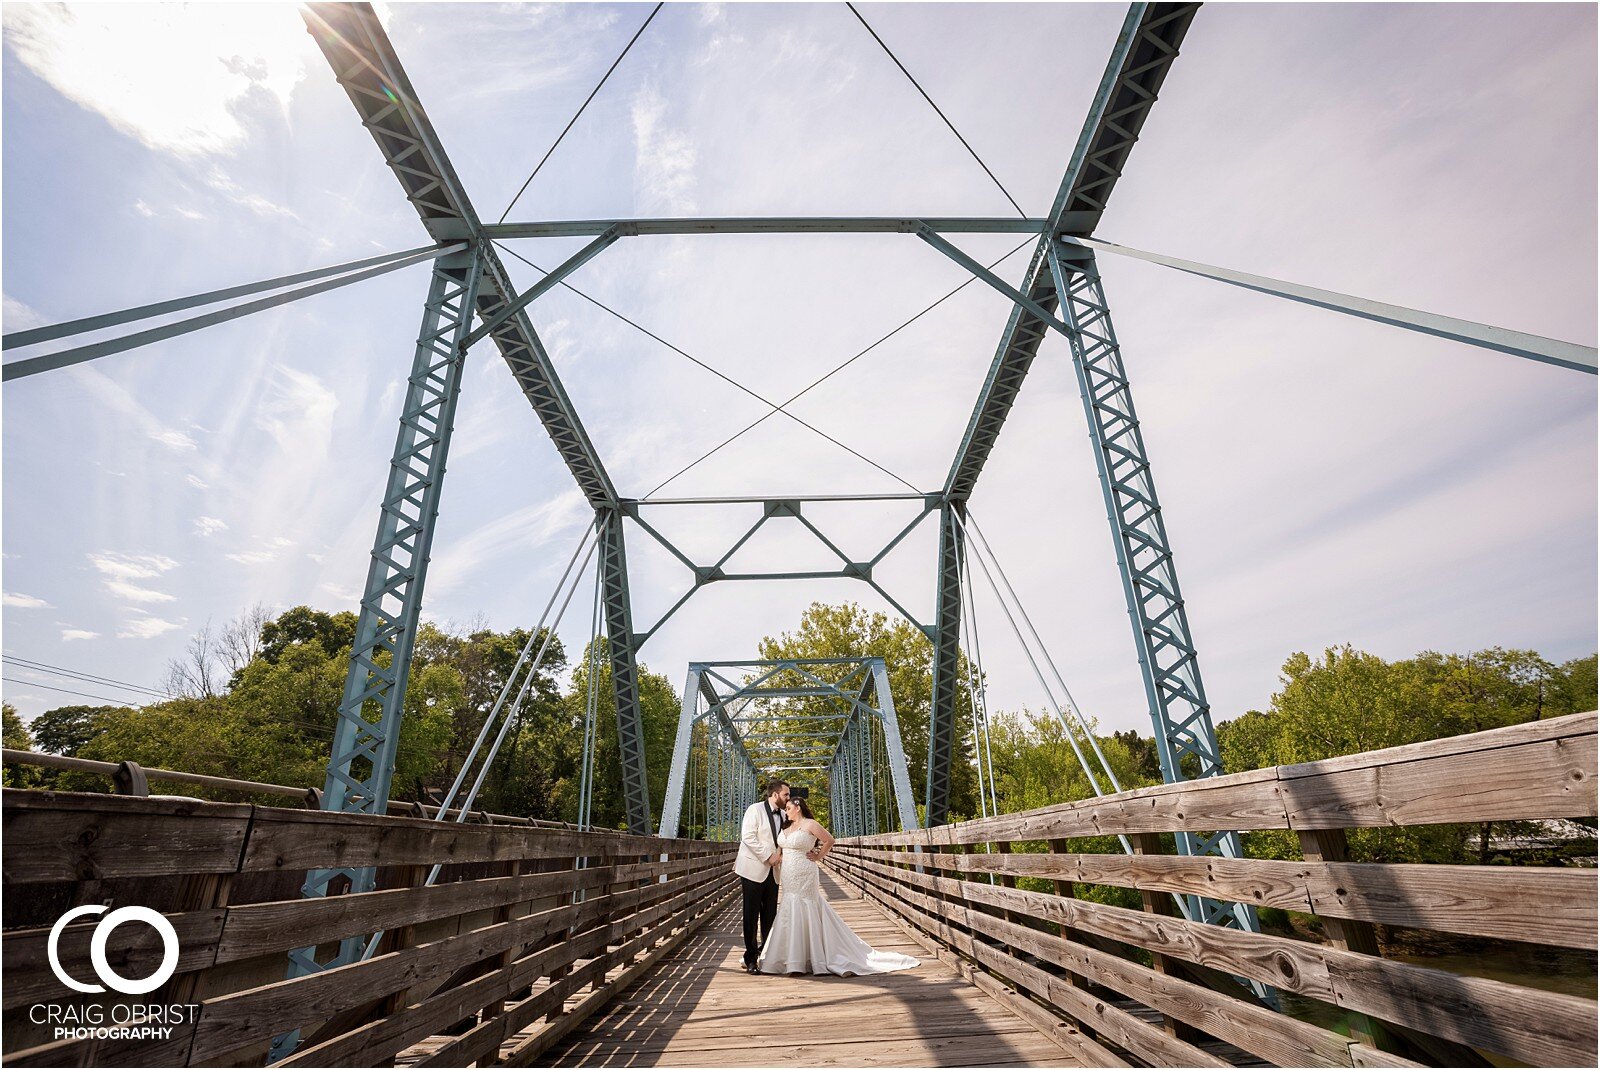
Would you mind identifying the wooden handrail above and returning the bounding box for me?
[830,711,1599,1068]
[0,789,736,1067]
[0,747,577,827]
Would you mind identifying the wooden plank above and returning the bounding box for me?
[862,844,1596,950]
[841,856,1361,1068]
[865,886,1129,1067]
[0,790,251,883]
[854,713,1598,849]
[542,867,1080,1069]
[238,806,679,873]
[851,863,1222,1062]
[1280,710,1597,777]
[500,886,735,1068]
[1284,733,1597,829]
[860,846,1315,911]
[840,852,1600,1068]
[2,910,224,1010]
[211,856,701,963]
[188,865,726,1063]
[414,876,727,1067]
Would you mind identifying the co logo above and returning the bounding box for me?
[47,906,179,995]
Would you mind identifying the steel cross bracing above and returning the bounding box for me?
[659,658,918,840]
[625,496,940,647]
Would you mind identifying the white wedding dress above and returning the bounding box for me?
[757,825,920,976]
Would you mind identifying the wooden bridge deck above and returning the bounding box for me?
[542,869,1076,1067]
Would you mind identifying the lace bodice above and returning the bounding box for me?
[777,825,821,900]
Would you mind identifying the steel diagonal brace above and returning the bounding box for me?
[1059,235,1599,374]
[915,225,1073,337]
[460,225,624,348]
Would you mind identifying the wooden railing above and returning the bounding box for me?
[0,748,577,828]
[831,711,1598,1068]
[1,790,736,1067]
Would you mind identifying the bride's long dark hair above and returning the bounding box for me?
[790,797,814,821]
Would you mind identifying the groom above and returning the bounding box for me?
[734,778,820,973]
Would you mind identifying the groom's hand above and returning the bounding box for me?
[768,852,782,867]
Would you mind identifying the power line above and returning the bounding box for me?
[845,3,1027,219]
[2,655,170,698]
[645,236,1035,496]
[2,678,147,708]
[493,240,922,493]
[498,3,665,224]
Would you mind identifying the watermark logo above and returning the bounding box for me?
[47,905,179,995]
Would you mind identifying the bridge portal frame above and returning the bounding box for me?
[660,657,919,840]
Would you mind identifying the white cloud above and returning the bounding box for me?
[60,628,99,642]
[133,200,155,217]
[118,616,184,640]
[3,592,53,609]
[151,428,198,451]
[194,516,228,537]
[428,491,590,597]
[203,165,297,219]
[226,550,278,566]
[106,580,177,604]
[1,4,312,158]
[186,474,210,490]
[2,294,47,332]
[88,552,179,582]
[174,206,205,221]
[631,84,697,214]
[319,582,363,605]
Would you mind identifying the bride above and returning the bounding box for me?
[757,796,920,976]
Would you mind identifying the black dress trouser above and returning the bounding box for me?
[740,870,779,965]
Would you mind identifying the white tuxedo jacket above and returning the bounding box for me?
[734,800,784,883]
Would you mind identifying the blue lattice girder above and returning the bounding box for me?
[1047,241,1256,934]
[925,502,966,827]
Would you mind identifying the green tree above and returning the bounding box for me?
[28,704,124,756]
[553,637,678,831]
[1549,654,1598,716]
[259,606,358,664]
[756,602,979,822]
[3,704,42,787]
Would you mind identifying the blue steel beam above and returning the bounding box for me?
[943,3,1199,501]
[3,242,457,351]
[2,244,464,382]
[482,216,1060,238]
[305,3,618,507]
[925,502,966,826]
[1062,235,1598,375]
[597,509,653,833]
[272,249,485,1057]
[1047,240,1254,931]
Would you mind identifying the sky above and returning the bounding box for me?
[2,4,1595,753]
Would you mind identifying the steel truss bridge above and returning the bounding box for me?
[1,3,1595,1067]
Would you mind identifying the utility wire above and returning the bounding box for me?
[844,3,1027,218]
[1,678,147,708]
[498,3,665,224]
[645,235,1034,496]
[1,655,170,698]
[493,240,921,493]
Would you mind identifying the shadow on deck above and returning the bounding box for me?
[544,869,1075,1067]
